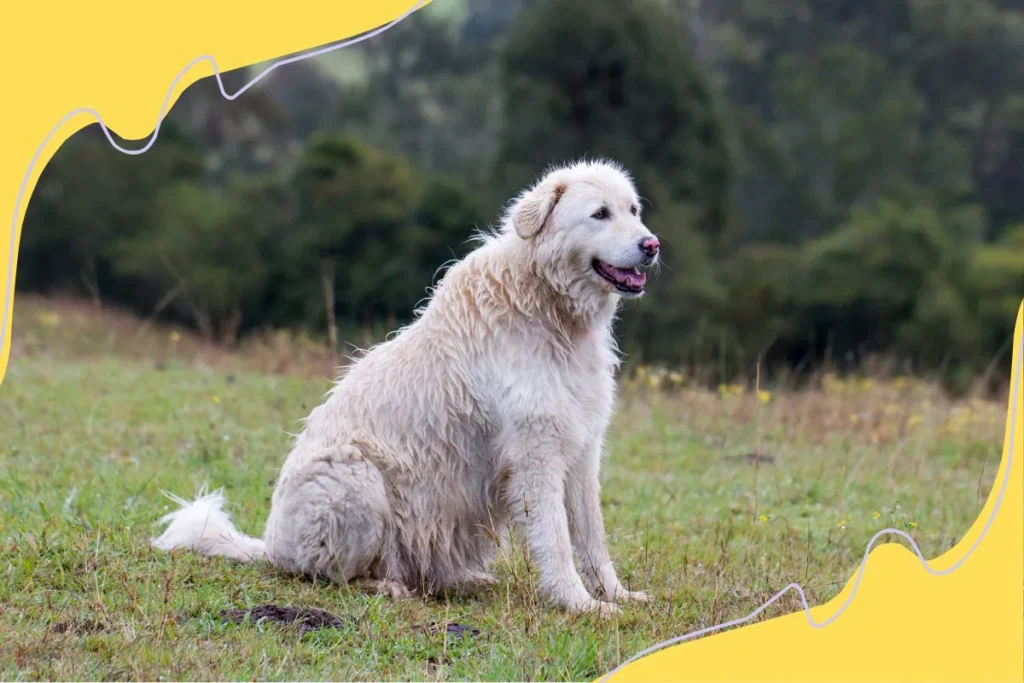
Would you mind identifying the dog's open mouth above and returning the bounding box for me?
[592,259,647,294]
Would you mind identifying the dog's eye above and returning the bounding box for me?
[630,205,638,216]
[591,207,611,220]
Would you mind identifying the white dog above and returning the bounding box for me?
[152,159,660,617]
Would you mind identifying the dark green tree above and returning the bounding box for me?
[289,134,417,347]
[797,198,981,373]
[110,172,291,344]
[19,122,204,305]
[403,175,484,299]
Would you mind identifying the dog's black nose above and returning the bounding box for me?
[640,237,660,258]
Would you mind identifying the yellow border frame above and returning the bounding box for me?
[1,3,1020,681]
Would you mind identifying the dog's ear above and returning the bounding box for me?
[511,179,567,240]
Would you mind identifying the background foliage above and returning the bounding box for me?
[18,0,1024,392]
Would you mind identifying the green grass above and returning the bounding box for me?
[0,296,1006,681]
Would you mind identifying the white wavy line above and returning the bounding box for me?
[3,0,427,354]
[600,333,1021,681]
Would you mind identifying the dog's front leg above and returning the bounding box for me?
[504,433,620,618]
[566,450,649,604]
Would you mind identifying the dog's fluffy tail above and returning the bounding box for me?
[151,485,267,563]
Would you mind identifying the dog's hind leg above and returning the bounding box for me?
[263,445,393,586]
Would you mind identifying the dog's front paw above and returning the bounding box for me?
[568,598,622,619]
[611,587,650,603]
[592,600,623,620]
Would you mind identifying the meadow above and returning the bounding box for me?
[0,295,1006,681]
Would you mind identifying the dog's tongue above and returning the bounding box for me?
[608,265,646,288]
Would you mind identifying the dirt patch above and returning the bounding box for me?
[220,604,350,635]
[50,618,109,635]
[724,451,776,466]
[418,621,482,638]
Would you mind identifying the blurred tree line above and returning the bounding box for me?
[18,0,1024,392]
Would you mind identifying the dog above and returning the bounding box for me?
[152,159,660,617]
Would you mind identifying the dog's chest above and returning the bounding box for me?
[549,338,616,429]
[484,323,617,445]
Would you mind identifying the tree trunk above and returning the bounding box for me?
[221,307,243,347]
[81,259,102,309]
[194,309,214,343]
[320,256,338,354]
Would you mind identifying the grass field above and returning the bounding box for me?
[0,295,1007,681]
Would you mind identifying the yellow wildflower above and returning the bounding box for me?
[211,395,220,404]
[872,511,881,520]
[169,330,181,343]
[822,374,843,394]
[757,390,771,404]
[718,384,744,398]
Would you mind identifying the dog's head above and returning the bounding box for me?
[504,160,660,301]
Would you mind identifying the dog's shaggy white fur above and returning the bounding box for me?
[152,159,661,617]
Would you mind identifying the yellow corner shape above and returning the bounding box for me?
[0,0,429,385]
[604,303,1024,683]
